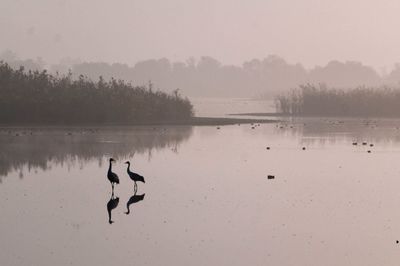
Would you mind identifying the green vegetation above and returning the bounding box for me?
[0,62,193,124]
[275,84,400,117]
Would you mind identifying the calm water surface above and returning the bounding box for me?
[2,118,400,265]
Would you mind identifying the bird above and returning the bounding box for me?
[125,161,145,192]
[107,191,119,224]
[125,192,145,215]
[107,158,119,191]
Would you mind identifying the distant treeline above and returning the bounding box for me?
[3,50,393,98]
[0,62,193,124]
[275,84,400,117]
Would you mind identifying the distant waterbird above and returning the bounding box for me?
[125,161,145,192]
[107,158,119,191]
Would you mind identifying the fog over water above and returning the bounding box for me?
[3,117,400,265]
[3,1,400,265]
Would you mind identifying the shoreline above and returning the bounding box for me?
[228,112,288,117]
[228,112,400,119]
[0,116,278,128]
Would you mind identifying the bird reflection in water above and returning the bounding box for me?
[125,190,145,215]
[107,191,119,224]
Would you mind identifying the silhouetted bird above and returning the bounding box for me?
[107,158,119,191]
[107,192,119,224]
[125,161,145,192]
[125,192,145,215]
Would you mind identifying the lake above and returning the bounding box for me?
[2,112,400,264]
[190,97,275,117]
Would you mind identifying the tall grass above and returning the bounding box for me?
[0,62,193,124]
[275,84,400,117]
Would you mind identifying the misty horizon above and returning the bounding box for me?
[4,1,400,265]
[2,0,400,70]
[4,50,400,98]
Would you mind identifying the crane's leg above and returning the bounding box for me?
[134,182,137,194]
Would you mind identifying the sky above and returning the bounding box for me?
[1,0,400,70]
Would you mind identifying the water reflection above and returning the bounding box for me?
[274,117,400,145]
[125,191,145,215]
[0,126,193,179]
[107,191,119,224]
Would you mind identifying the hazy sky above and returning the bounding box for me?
[1,0,399,69]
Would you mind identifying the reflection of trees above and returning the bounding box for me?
[275,118,400,145]
[0,127,192,180]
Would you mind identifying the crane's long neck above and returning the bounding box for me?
[127,163,131,172]
[108,161,112,173]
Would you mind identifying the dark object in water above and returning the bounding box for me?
[267,175,275,179]
[352,142,358,145]
[125,161,145,193]
[216,126,220,129]
[367,150,371,153]
[396,240,399,244]
[362,142,367,145]
[302,147,306,150]
[370,144,374,147]
[125,192,145,215]
[266,147,270,150]
[107,158,119,191]
[107,192,119,224]
[251,127,255,129]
